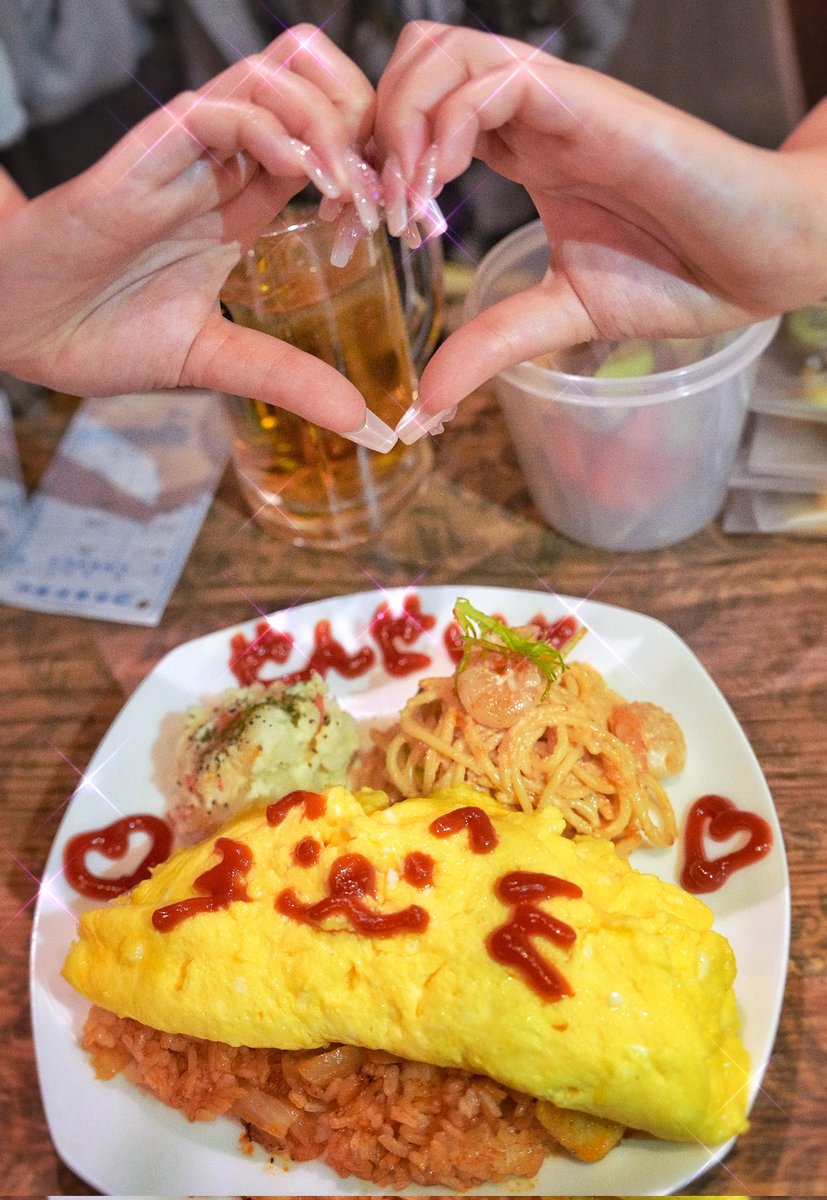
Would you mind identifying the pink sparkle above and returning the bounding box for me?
[229,462,302,539]
[3,847,75,933]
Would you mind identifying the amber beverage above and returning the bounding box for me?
[221,208,441,549]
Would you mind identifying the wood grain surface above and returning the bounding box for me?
[2,367,825,1197]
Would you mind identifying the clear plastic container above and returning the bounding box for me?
[464,220,781,551]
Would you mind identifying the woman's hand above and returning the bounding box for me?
[0,26,393,447]
[374,21,827,433]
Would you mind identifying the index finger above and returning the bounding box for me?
[375,21,537,175]
[212,24,375,146]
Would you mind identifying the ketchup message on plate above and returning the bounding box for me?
[681,794,773,894]
[63,814,172,901]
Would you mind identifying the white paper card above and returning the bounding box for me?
[722,487,827,535]
[747,412,827,482]
[751,489,827,533]
[0,390,230,625]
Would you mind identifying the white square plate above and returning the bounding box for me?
[31,585,790,1195]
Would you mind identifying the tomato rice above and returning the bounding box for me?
[83,1004,555,1191]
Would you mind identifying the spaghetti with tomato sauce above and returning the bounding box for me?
[375,602,685,852]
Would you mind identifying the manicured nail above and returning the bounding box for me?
[318,195,343,223]
[343,410,399,453]
[419,197,448,239]
[342,149,381,232]
[381,153,409,238]
[410,143,439,217]
[401,219,422,249]
[286,139,341,199]
[330,203,365,267]
[395,403,458,444]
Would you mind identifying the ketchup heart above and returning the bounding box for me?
[63,814,172,900]
[681,794,772,894]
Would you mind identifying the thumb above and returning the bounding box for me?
[416,274,593,414]
[181,310,368,434]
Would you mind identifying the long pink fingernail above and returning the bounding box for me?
[401,219,422,249]
[395,403,458,444]
[286,139,341,198]
[344,410,398,453]
[419,197,448,239]
[381,153,409,238]
[318,195,343,223]
[330,203,366,267]
[410,143,439,217]
[342,149,381,232]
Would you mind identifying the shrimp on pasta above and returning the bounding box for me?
[379,600,685,853]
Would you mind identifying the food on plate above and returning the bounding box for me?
[171,677,359,837]
[170,599,684,855]
[63,784,749,1189]
[375,600,684,850]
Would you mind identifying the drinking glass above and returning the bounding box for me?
[221,207,442,549]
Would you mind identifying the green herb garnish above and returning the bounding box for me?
[453,598,567,693]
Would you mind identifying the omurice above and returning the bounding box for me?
[63,784,750,1189]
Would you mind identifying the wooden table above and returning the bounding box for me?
[3,369,825,1197]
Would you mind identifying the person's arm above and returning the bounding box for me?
[0,26,394,449]
[372,22,827,436]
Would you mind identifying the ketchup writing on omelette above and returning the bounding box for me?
[152,836,253,931]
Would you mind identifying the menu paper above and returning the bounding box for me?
[0,391,230,625]
[0,390,28,557]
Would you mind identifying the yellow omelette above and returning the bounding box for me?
[63,784,749,1146]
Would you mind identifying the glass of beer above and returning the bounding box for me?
[220,206,442,549]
